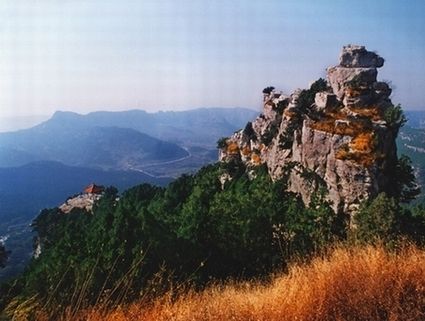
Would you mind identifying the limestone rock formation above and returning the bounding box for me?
[59,192,103,214]
[219,45,402,217]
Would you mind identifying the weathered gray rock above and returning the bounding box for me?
[59,193,103,214]
[314,92,338,112]
[327,66,377,99]
[218,46,398,219]
[340,45,384,68]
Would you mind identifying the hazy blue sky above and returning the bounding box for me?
[0,0,424,118]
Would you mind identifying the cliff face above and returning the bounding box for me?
[219,45,400,216]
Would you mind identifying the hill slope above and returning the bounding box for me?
[46,107,259,147]
[0,161,171,281]
[398,125,425,199]
[0,126,188,170]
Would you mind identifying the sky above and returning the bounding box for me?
[0,0,424,120]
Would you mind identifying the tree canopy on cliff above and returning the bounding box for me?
[0,245,7,269]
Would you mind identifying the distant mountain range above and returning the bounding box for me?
[0,161,172,281]
[0,107,257,280]
[0,125,188,169]
[37,107,258,147]
[404,111,425,129]
[397,110,425,202]
[398,128,425,202]
[1,106,422,280]
[0,108,258,170]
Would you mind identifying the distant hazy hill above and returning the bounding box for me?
[0,161,170,225]
[405,111,425,129]
[0,115,49,133]
[398,125,425,200]
[0,161,171,280]
[0,107,257,280]
[0,108,258,170]
[0,125,188,169]
[41,107,258,147]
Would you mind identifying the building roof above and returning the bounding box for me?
[84,183,104,194]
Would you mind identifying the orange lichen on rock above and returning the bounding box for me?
[226,142,240,155]
[349,106,383,121]
[310,109,373,138]
[251,153,261,165]
[335,132,379,167]
[335,145,350,161]
[284,110,297,119]
[241,146,251,156]
[350,132,375,153]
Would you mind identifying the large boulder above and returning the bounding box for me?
[327,67,377,100]
[340,44,384,68]
[314,92,338,112]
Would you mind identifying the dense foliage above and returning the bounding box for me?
[297,78,329,111]
[1,104,424,318]
[0,164,347,314]
[0,245,8,269]
[354,193,425,244]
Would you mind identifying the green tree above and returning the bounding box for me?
[392,155,421,203]
[262,86,275,94]
[0,244,8,268]
[297,78,329,111]
[384,104,407,134]
[353,193,400,243]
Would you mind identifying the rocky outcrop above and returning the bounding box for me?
[59,193,103,214]
[219,45,401,217]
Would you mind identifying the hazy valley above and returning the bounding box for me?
[0,107,257,280]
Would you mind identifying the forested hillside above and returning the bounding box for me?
[1,162,425,319]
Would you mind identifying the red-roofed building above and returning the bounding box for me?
[84,183,104,194]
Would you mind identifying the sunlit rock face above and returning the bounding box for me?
[219,45,399,216]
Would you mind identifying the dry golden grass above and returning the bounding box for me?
[67,244,425,321]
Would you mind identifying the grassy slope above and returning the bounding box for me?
[60,244,425,321]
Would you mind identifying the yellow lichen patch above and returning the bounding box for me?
[310,117,338,134]
[284,110,297,119]
[241,146,251,156]
[335,146,350,160]
[310,109,372,138]
[226,142,240,155]
[251,153,261,165]
[350,132,375,153]
[335,132,380,167]
[349,106,383,122]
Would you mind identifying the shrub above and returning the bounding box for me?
[387,155,421,203]
[297,78,329,111]
[216,137,228,149]
[262,86,275,94]
[243,122,257,141]
[384,104,407,133]
[261,125,279,145]
[0,244,8,269]
[353,193,400,243]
